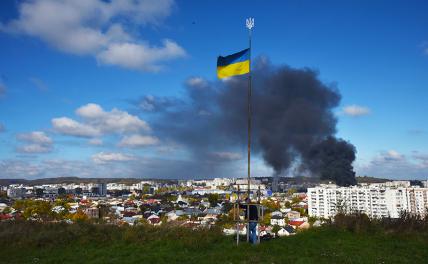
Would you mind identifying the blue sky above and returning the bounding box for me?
[0,0,428,180]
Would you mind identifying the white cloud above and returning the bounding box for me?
[356,150,428,180]
[52,117,101,138]
[137,94,182,112]
[342,104,371,117]
[0,160,42,178]
[1,0,185,71]
[0,155,268,180]
[17,131,52,144]
[0,159,102,179]
[211,151,243,161]
[186,77,208,87]
[76,103,104,119]
[77,103,151,133]
[88,138,103,146]
[53,103,150,138]
[92,152,136,163]
[16,131,53,153]
[119,134,159,148]
[140,95,156,111]
[17,144,52,154]
[97,40,186,71]
[384,150,404,161]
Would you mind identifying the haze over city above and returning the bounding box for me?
[1,0,428,180]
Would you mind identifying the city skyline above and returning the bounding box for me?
[1,0,428,180]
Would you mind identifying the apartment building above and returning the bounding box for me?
[307,182,428,219]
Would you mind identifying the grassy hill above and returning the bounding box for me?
[1,219,427,264]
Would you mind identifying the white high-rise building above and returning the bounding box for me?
[307,183,428,219]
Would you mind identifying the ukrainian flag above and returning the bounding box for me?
[217,48,250,79]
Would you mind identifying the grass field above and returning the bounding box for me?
[1,220,427,264]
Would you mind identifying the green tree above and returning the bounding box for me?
[142,185,151,194]
[263,213,272,226]
[286,188,297,196]
[261,199,280,212]
[177,215,188,221]
[208,193,219,207]
[2,207,11,214]
[291,196,301,205]
[272,224,281,235]
[68,209,88,222]
[13,200,54,221]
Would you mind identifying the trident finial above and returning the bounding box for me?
[246,17,254,30]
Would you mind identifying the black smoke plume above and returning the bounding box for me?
[305,136,357,186]
[139,57,357,186]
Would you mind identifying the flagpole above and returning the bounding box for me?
[246,18,254,199]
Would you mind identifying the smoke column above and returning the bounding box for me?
[141,57,357,186]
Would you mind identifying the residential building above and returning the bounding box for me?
[270,215,285,226]
[307,183,428,219]
[7,187,26,198]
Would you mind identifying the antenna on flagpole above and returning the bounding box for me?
[245,17,254,199]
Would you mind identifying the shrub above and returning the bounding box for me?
[329,211,428,235]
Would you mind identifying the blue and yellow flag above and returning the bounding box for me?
[217,48,250,79]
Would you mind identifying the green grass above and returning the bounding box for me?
[1,221,427,264]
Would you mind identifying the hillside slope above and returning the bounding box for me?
[1,221,427,263]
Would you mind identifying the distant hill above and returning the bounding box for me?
[356,176,390,183]
[0,177,177,186]
[0,175,395,187]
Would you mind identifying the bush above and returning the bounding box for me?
[329,211,428,235]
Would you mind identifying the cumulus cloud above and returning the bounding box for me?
[211,151,243,161]
[52,117,101,137]
[0,160,42,178]
[118,134,159,148]
[383,150,404,161]
[137,94,183,112]
[92,152,136,163]
[97,40,186,71]
[16,131,53,153]
[0,159,106,179]
[17,131,52,144]
[75,103,105,118]
[52,103,150,138]
[342,104,371,117]
[88,138,103,146]
[1,0,185,71]
[186,76,209,87]
[412,152,428,167]
[76,103,150,133]
[17,144,52,154]
[0,155,253,179]
[357,150,428,180]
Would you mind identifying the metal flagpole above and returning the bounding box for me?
[245,17,254,244]
[246,17,254,199]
